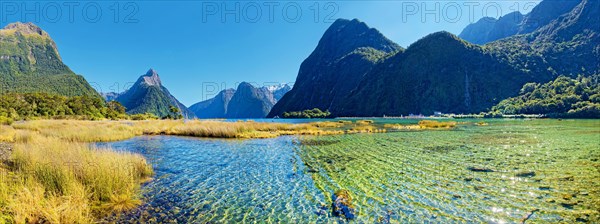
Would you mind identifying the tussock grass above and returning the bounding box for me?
[418,120,457,128]
[356,120,374,125]
[0,127,152,223]
[0,126,16,142]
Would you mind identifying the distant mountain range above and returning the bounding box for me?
[0,22,99,97]
[459,0,582,45]
[113,69,195,118]
[269,0,599,117]
[190,82,291,118]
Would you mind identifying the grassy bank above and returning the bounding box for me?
[0,125,152,223]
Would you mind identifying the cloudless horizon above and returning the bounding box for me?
[1,0,540,106]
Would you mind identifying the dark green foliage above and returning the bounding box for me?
[0,92,128,120]
[282,108,331,118]
[0,22,100,98]
[491,75,600,118]
[338,32,541,116]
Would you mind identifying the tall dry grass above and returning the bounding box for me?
[0,127,152,223]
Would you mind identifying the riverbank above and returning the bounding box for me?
[0,119,460,223]
[0,124,153,223]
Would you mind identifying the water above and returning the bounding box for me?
[99,119,600,223]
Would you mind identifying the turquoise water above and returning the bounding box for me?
[98,136,333,223]
[99,119,600,223]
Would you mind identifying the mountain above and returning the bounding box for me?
[267,19,402,117]
[188,88,235,119]
[0,22,99,97]
[268,84,292,101]
[459,0,582,45]
[336,32,539,116]
[114,69,195,118]
[226,82,277,118]
[487,0,599,76]
[457,17,497,45]
[189,83,291,118]
[101,92,121,102]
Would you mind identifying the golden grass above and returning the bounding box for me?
[356,120,374,125]
[0,126,152,223]
[417,120,457,128]
[0,126,16,142]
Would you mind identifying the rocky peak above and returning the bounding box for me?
[140,69,162,86]
[312,18,402,61]
[3,22,49,37]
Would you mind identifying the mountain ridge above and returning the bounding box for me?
[115,69,195,118]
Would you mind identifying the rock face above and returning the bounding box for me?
[459,0,582,44]
[267,18,403,117]
[0,22,99,97]
[226,82,277,118]
[189,88,236,119]
[189,83,291,118]
[115,69,195,118]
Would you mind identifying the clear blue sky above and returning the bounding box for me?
[1,0,540,106]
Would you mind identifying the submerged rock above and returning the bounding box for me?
[516,171,536,177]
[467,166,494,172]
[332,189,356,220]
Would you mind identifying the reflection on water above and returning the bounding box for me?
[99,119,600,223]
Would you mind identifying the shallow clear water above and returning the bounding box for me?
[99,119,600,223]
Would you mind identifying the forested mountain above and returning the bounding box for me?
[269,0,598,117]
[190,83,290,118]
[487,0,600,77]
[336,32,538,116]
[267,19,402,118]
[459,0,582,44]
[0,22,99,97]
[114,69,195,118]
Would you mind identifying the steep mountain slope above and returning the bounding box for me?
[226,82,278,118]
[337,32,540,116]
[189,88,235,118]
[459,0,582,44]
[267,19,402,117]
[488,0,599,76]
[0,22,99,97]
[115,69,195,118]
[269,84,292,101]
[458,17,497,45]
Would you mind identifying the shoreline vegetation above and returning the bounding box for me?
[0,118,461,222]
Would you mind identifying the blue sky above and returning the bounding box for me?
[1,0,540,106]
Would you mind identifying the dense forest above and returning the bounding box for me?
[491,75,600,118]
[282,108,332,118]
[0,93,130,124]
